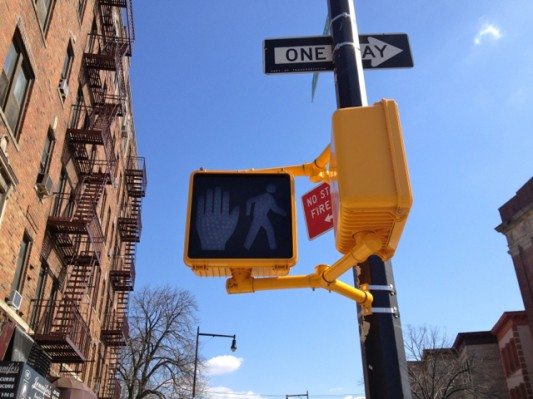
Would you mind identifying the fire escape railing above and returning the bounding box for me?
[125,156,147,197]
[31,298,91,363]
[109,254,136,292]
[48,190,105,266]
[101,312,129,344]
[66,103,117,182]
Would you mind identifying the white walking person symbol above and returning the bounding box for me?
[244,184,287,250]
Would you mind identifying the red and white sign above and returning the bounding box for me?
[302,182,333,240]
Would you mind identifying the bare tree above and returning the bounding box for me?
[405,325,500,399]
[117,286,198,399]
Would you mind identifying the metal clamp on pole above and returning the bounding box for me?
[368,284,396,294]
[371,307,399,316]
[329,11,351,25]
[334,41,357,52]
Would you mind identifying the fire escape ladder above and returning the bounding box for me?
[110,254,135,292]
[66,104,117,183]
[98,346,122,399]
[101,302,129,347]
[125,156,146,198]
[40,179,105,363]
[116,289,130,317]
[117,196,142,243]
[31,298,91,364]
[97,0,134,54]
[62,255,99,304]
[47,179,105,266]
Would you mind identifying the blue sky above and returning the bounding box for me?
[130,1,532,398]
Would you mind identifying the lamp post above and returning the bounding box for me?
[286,391,308,399]
[192,326,237,398]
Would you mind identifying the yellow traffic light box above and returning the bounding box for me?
[330,99,413,259]
[184,171,297,278]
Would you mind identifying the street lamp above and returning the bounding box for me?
[192,326,237,398]
[286,392,309,399]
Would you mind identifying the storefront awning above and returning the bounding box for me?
[53,376,97,399]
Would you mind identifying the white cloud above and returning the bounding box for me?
[205,386,265,399]
[205,355,243,376]
[343,396,365,399]
[474,23,502,45]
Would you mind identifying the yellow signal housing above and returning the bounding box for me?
[330,99,412,259]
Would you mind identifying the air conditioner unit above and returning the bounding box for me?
[7,290,22,311]
[59,78,69,98]
[36,173,54,197]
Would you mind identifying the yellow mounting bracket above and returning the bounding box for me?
[226,232,383,314]
[241,145,331,183]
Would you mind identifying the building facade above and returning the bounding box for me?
[0,0,146,398]
[407,332,508,398]
[492,312,533,398]
[453,331,509,398]
[495,178,533,399]
[496,178,533,337]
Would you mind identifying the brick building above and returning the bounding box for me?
[453,331,509,398]
[0,0,146,398]
[407,332,508,398]
[408,178,533,398]
[496,178,533,337]
[495,178,533,398]
[492,312,533,398]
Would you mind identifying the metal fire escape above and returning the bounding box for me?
[100,156,145,399]
[33,0,137,381]
[95,1,140,398]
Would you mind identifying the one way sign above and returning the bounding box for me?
[359,34,413,69]
[264,33,413,74]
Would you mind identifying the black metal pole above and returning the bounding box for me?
[357,257,411,398]
[192,326,200,398]
[327,0,365,108]
[327,0,412,397]
[192,327,237,398]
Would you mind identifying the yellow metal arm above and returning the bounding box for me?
[226,232,382,311]
[241,145,330,183]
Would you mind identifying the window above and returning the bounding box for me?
[86,20,98,54]
[0,31,34,137]
[36,128,55,181]
[77,0,87,21]
[501,340,521,376]
[0,172,7,218]
[0,136,17,221]
[104,208,111,237]
[99,190,107,221]
[52,168,67,216]
[34,0,54,32]
[59,42,74,100]
[30,261,48,328]
[12,233,32,293]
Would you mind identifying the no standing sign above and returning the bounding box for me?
[302,182,334,240]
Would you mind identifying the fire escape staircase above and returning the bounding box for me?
[96,1,137,395]
[31,0,140,387]
[101,158,145,397]
[33,175,105,363]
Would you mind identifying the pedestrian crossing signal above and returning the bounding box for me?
[184,171,297,277]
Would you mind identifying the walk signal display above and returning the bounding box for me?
[330,99,413,259]
[184,172,297,277]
